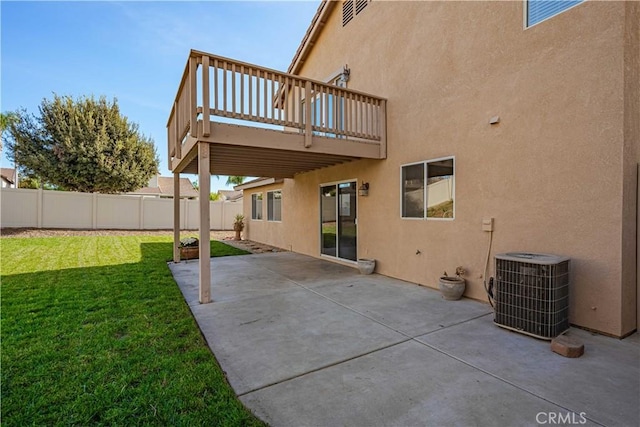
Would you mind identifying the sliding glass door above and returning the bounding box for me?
[320,181,357,261]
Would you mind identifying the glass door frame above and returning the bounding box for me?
[319,179,358,263]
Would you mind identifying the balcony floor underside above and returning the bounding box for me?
[174,122,383,178]
[180,144,360,178]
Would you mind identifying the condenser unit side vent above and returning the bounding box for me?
[494,252,570,340]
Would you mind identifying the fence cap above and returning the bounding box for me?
[495,252,570,265]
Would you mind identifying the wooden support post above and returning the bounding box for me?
[304,81,312,148]
[173,172,181,263]
[198,143,211,303]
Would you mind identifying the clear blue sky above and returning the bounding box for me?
[1,0,319,192]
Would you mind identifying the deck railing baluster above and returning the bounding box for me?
[168,51,386,167]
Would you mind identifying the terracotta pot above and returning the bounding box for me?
[439,276,465,300]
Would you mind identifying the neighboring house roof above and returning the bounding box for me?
[130,176,199,198]
[288,1,334,75]
[218,190,243,201]
[0,168,16,185]
[234,177,284,191]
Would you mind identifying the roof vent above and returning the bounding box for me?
[343,0,368,27]
[342,0,354,26]
[355,0,368,15]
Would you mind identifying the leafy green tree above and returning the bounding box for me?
[5,95,158,193]
[0,112,18,151]
[18,176,40,189]
[209,192,221,201]
[226,176,245,186]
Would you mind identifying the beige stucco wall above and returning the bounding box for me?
[622,1,639,334]
[243,182,287,249]
[245,1,638,337]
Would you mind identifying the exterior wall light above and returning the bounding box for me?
[358,182,369,197]
[341,65,350,83]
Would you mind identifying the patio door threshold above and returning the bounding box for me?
[319,254,358,267]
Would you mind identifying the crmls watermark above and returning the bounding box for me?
[536,411,587,425]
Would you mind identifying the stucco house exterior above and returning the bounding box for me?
[168,1,639,338]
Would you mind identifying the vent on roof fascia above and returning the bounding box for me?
[342,0,354,27]
[355,0,368,15]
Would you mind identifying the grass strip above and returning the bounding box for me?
[1,236,263,426]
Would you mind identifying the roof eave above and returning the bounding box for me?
[234,177,284,191]
[287,1,336,75]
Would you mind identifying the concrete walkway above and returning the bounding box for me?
[169,252,640,427]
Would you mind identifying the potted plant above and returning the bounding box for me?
[439,266,466,300]
[233,214,245,241]
[179,237,199,260]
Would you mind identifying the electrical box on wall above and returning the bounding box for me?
[482,217,494,232]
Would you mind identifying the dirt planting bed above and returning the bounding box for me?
[0,228,234,240]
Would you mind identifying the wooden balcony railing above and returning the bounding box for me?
[167,50,387,167]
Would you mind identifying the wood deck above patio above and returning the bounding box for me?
[167,50,387,178]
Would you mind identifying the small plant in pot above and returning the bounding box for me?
[179,237,199,260]
[439,266,466,300]
[233,214,245,241]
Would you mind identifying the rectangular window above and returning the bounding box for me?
[402,163,425,218]
[401,157,454,220]
[251,193,263,220]
[526,0,582,27]
[301,75,346,138]
[267,190,282,221]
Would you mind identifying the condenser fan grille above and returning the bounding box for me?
[494,253,570,340]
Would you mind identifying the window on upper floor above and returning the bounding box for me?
[301,73,346,138]
[251,193,263,220]
[267,190,282,221]
[526,0,583,27]
[401,157,455,220]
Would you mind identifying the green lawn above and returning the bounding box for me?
[0,235,263,426]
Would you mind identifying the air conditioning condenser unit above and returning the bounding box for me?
[494,252,570,340]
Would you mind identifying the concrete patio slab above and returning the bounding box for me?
[170,257,299,306]
[417,315,640,426]
[188,288,408,395]
[169,251,640,427]
[248,252,361,286]
[311,274,492,337]
[241,340,595,427]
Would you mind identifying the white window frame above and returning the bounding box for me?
[267,190,282,222]
[301,72,347,138]
[400,156,455,221]
[524,0,584,29]
[251,192,263,220]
